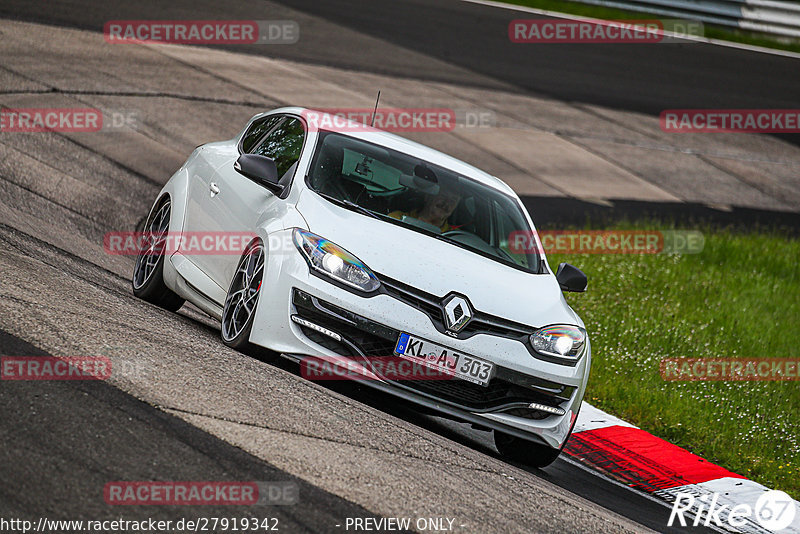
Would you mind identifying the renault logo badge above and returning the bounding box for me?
[442,293,473,333]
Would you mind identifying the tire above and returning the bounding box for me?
[131,197,185,312]
[494,431,563,468]
[221,240,265,350]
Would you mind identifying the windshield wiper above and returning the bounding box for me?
[431,233,469,250]
[315,191,382,220]
[340,199,382,220]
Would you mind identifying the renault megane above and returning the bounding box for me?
[132,107,590,467]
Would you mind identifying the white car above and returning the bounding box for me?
[132,107,590,467]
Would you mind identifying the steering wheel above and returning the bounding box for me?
[441,230,474,239]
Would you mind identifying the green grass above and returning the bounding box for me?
[546,223,800,498]
[505,0,800,54]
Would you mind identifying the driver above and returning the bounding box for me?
[389,185,461,233]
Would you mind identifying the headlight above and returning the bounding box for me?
[293,229,380,293]
[530,325,586,361]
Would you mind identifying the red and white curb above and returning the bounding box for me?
[566,403,800,533]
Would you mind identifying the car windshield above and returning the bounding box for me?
[306,131,542,273]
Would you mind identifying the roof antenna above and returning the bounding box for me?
[370,90,381,127]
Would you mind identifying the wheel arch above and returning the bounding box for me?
[150,167,190,293]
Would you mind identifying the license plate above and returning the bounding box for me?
[394,333,495,387]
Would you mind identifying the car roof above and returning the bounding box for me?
[258,106,517,197]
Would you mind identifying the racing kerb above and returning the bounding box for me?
[569,403,800,533]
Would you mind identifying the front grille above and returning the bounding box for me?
[394,375,564,412]
[377,273,533,340]
[291,289,571,414]
[378,275,443,322]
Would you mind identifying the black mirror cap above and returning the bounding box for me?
[235,154,283,194]
[555,262,588,292]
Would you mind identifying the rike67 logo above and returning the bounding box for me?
[668,490,797,531]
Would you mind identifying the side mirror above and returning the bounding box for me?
[234,154,283,194]
[555,263,588,292]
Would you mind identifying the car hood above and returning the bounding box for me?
[296,189,579,328]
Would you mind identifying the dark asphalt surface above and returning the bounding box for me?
[0,323,717,534]
[271,0,800,116]
[3,0,797,231]
[2,0,798,119]
[0,314,713,534]
[0,330,381,532]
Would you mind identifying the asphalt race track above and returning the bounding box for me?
[0,0,796,532]
[0,330,378,531]
[4,0,798,226]
[0,326,710,533]
[3,0,799,116]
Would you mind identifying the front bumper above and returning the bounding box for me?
[249,230,590,449]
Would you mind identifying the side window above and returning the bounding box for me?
[240,116,282,154]
[252,117,305,178]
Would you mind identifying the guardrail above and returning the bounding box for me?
[565,0,800,38]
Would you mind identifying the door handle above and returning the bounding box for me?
[209,182,220,197]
